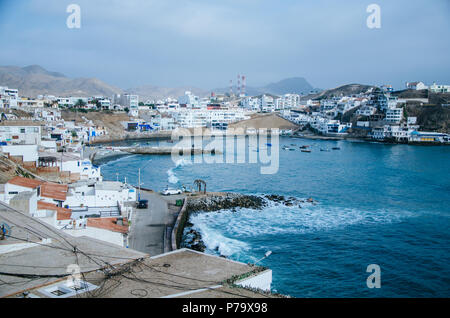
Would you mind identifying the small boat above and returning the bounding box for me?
[332,147,341,150]
[320,148,330,152]
[299,145,310,150]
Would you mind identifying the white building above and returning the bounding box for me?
[178,91,200,108]
[260,95,276,112]
[64,181,136,209]
[276,94,300,110]
[406,82,428,90]
[429,83,450,93]
[385,108,403,123]
[0,125,41,145]
[169,109,251,129]
[241,96,260,111]
[0,86,18,108]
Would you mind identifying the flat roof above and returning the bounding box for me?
[0,203,275,299]
[0,201,147,298]
[18,249,275,298]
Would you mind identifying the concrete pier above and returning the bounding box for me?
[123,147,221,155]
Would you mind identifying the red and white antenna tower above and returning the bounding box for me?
[241,75,246,96]
[237,74,241,96]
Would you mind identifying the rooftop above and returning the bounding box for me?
[40,182,68,202]
[95,181,132,192]
[7,176,43,189]
[0,201,274,299]
[37,201,72,221]
[87,217,129,234]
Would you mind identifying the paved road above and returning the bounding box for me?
[129,192,169,256]
[128,191,184,256]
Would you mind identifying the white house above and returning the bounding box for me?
[406,82,428,90]
[0,125,41,145]
[64,181,136,209]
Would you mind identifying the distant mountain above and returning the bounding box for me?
[214,77,317,97]
[0,65,122,98]
[301,83,377,100]
[125,85,209,101]
[262,77,315,95]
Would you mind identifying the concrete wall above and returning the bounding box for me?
[9,192,37,215]
[171,198,188,250]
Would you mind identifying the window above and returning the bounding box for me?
[39,280,97,298]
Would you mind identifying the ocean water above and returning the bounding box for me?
[101,138,450,297]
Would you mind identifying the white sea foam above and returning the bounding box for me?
[167,158,192,184]
[192,220,250,257]
[189,200,416,257]
[167,169,179,184]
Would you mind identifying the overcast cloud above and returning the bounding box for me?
[0,0,449,90]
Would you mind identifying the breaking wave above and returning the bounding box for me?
[167,158,193,184]
[188,198,416,257]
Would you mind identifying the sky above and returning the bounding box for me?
[0,0,449,90]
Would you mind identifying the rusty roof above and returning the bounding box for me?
[40,182,68,201]
[7,176,44,189]
[87,218,129,234]
[37,201,72,221]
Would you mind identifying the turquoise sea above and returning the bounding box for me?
[101,137,450,297]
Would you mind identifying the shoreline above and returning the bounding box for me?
[174,193,315,255]
[292,134,450,146]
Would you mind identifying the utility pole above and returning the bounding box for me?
[138,168,141,201]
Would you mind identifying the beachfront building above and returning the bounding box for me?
[317,120,352,135]
[385,108,403,123]
[409,131,450,143]
[168,108,250,129]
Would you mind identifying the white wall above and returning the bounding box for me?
[65,227,125,247]
[236,270,273,292]
[1,144,38,162]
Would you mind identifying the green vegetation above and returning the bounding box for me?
[74,99,86,108]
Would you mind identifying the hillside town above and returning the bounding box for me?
[0,80,448,250]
